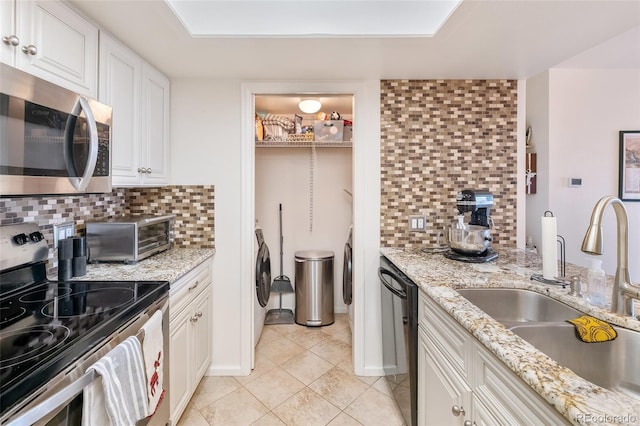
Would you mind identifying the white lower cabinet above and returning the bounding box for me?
[418,327,471,426]
[169,306,191,420]
[418,291,569,426]
[169,261,212,424]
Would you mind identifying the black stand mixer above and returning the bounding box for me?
[444,189,498,263]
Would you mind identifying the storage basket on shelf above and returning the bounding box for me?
[313,120,344,142]
[262,114,295,142]
[287,133,314,142]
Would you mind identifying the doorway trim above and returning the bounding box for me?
[241,80,382,375]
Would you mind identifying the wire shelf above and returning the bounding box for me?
[255,140,352,148]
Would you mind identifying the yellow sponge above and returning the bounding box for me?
[567,315,617,343]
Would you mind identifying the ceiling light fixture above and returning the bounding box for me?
[298,99,321,114]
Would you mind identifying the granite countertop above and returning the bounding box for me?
[65,248,215,284]
[381,247,640,425]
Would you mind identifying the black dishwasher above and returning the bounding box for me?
[379,256,418,426]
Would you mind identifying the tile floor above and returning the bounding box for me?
[176,314,406,426]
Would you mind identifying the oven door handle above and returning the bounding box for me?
[378,267,408,299]
[5,370,98,426]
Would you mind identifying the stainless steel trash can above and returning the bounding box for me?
[295,250,334,326]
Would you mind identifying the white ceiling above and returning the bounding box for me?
[556,25,640,69]
[68,0,640,80]
[164,0,461,37]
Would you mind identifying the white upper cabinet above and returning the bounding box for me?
[1,0,98,97]
[99,33,170,187]
[98,32,142,184]
[140,63,170,186]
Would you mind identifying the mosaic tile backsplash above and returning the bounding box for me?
[380,79,518,249]
[126,186,215,248]
[0,185,214,271]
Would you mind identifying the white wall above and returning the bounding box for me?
[170,78,248,375]
[255,147,353,314]
[527,68,640,278]
[172,78,381,376]
[525,71,551,250]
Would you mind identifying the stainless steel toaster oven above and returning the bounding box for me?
[87,214,174,263]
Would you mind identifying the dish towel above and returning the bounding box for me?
[567,315,617,343]
[82,336,149,426]
[141,310,165,417]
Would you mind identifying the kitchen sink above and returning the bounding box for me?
[457,288,582,325]
[457,287,640,400]
[510,323,640,399]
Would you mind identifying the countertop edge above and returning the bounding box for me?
[380,247,640,425]
[67,248,215,284]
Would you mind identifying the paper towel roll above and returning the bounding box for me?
[541,215,558,280]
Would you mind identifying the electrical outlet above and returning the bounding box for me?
[53,222,74,248]
[408,215,427,232]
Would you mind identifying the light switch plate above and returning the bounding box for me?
[568,177,582,187]
[53,222,74,248]
[408,215,427,232]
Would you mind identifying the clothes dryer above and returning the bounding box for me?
[254,227,271,349]
[343,225,353,332]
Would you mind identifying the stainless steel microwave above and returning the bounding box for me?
[0,63,112,196]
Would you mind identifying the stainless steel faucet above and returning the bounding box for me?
[581,196,640,317]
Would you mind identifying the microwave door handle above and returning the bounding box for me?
[62,113,78,179]
[64,97,99,191]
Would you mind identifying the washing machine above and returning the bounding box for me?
[342,225,353,332]
[254,226,271,349]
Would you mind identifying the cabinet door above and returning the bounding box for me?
[418,328,471,426]
[0,1,16,65]
[192,287,212,382]
[140,62,170,185]
[16,0,98,97]
[99,32,143,186]
[471,393,503,426]
[169,309,192,423]
[472,343,569,426]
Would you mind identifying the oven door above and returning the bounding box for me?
[0,64,111,196]
[4,296,170,426]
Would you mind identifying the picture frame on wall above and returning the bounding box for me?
[619,130,640,201]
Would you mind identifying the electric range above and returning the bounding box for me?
[0,223,169,423]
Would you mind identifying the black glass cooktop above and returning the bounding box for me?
[0,264,168,416]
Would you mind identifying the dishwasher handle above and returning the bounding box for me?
[378,267,408,299]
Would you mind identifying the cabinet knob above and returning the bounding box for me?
[21,44,37,55]
[145,168,152,174]
[2,35,19,46]
[190,316,198,323]
[463,421,476,426]
[138,167,144,173]
[451,405,466,417]
[188,280,200,291]
[195,311,203,318]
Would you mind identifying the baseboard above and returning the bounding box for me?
[356,364,385,377]
[206,364,249,376]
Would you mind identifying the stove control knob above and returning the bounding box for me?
[13,233,29,245]
[29,231,45,242]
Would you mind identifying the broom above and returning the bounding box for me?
[264,203,294,324]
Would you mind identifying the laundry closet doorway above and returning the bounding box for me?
[240,81,382,377]
[255,94,353,322]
